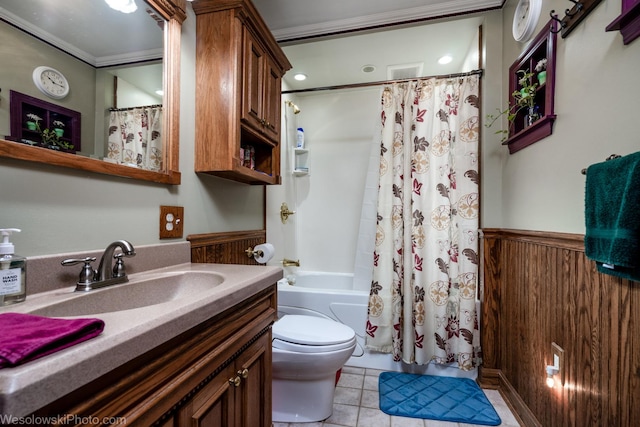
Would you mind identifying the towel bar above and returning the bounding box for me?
[581,154,621,174]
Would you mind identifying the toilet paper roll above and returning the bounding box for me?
[253,243,275,264]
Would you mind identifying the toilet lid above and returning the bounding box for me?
[273,315,355,346]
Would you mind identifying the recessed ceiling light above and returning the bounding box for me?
[294,73,307,81]
[361,65,376,73]
[438,55,453,65]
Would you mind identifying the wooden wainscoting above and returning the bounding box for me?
[480,228,640,427]
[187,230,267,264]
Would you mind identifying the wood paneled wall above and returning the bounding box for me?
[480,229,640,427]
[187,230,267,265]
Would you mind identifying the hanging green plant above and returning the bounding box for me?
[485,69,538,142]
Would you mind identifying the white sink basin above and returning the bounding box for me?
[28,271,225,317]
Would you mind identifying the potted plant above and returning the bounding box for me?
[485,69,539,141]
[52,120,65,138]
[31,121,74,151]
[535,58,547,85]
[40,127,61,150]
[25,113,42,131]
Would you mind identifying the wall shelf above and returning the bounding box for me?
[606,0,640,45]
[503,20,557,154]
[293,145,309,175]
[9,90,81,152]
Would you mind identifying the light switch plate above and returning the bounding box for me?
[159,206,184,239]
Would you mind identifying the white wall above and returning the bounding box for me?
[268,11,504,275]
[0,5,265,257]
[495,0,640,233]
[268,87,380,273]
[3,1,637,259]
[268,0,640,275]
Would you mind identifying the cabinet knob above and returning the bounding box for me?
[229,376,241,387]
[238,368,249,379]
[260,119,266,126]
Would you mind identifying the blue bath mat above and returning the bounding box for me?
[378,372,501,425]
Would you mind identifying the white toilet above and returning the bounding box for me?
[272,314,357,423]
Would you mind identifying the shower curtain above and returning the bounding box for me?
[107,105,163,171]
[365,75,481,370]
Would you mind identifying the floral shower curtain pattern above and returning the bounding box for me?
[107,105,163,171]
[365,75,481,370]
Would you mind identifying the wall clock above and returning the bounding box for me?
[512,0,542,42]
[32,66,70,99]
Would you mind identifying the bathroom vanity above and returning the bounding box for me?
[0,259,282,426]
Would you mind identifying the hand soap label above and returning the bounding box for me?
[1,267,21,295]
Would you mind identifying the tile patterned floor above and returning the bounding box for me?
[273,366,522,427]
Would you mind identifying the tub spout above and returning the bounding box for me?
[282,258,300,267]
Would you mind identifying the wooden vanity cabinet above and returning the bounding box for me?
[175,331,270,426]
[193,0,292,185]
[37,285,277,427]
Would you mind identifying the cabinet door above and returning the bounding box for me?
[176,363,237,427]
[261,55,281,143]
[235,332,272,427]
[242,28,267,135]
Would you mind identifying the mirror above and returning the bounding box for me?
[0,0,185,184]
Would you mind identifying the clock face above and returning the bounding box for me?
[513,0,541,42]
[32,66,70,99]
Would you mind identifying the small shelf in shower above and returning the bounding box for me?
[293,147,309,175]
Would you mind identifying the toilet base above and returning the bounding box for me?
[272,376,336,422]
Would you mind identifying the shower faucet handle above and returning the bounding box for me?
[280,202,296,224]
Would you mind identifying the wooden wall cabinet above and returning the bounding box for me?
[36,285,277,426]
[504,20,557,154]
[193,0,292,185]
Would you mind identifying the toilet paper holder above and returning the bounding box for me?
[245,247,264,258]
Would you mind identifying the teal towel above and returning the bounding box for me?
[584,152,640,282]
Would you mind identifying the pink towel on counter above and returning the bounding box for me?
[0,313,104,368]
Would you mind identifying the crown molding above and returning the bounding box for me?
[0,7,161,67]
[271,0,502,41]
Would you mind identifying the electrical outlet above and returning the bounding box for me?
[552,342,565,386]
[159,206,184,239]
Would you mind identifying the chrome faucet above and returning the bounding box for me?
[62,240,136,292]
[97,239,136,282]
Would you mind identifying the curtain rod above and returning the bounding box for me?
[109,104,162,112]
[282,69,483,94]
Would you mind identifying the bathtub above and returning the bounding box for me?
[277,271,477,378]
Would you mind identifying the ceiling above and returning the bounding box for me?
[253,0,501,41]
[0,0,164,98]
[0,0,163,67]
[252,0,502,92]
[1,0,504,94]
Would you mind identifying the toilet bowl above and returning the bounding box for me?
[272,314,357,423]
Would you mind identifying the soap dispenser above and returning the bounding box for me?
[0,228,27,306]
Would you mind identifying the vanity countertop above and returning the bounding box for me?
[0,262,283,418]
